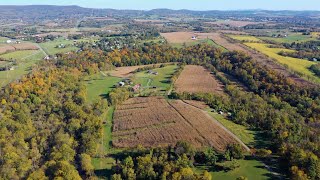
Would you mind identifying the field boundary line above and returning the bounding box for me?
[203,110,251,152]
[167,100,208,145]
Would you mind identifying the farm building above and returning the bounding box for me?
[118,81,125,86]
[6,40,12,44]
[191,36,197,40]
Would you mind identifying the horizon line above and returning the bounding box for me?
[0,4,319,12]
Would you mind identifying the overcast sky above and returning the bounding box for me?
[1,0,320,10]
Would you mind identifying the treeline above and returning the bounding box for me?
[310,63,320,77]
[111,141,246,180]
[278,50,320,62]
[0,65,107,179]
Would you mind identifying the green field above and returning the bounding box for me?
[38,37,79,55]
[84,72,121,103]
[208,112,255,146]
[172,39,225,50]
[0,36,9,43]
[258,33,317,43]
[0,50,45,87]
[196,159,272,180]
[131,64,177,95]
[228,35,262,42]
[92,106,120,180]
[245,43,320,82]
[0,50,40,60]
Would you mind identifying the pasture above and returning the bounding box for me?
[227,35,262,42]
[38,37,78,55]
[0,50,40,60]
[84,72,121,102]
[258,33,318,43]
[196,159,273,180]
[244,43,320,82]
[174,65,224,94]
[0,48,45,87]
[112,97,246,152]
[131,64,177,95]
[0,51,45,87]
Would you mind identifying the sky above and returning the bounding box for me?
[0,0,319,11]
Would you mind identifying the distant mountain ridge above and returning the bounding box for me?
[0,5,319,21]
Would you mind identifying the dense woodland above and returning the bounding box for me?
[0,40,320,179]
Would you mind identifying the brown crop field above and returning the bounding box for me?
[109,65,148,77]
[182,100,209,110]
[0,45,15,54]
[109,63,172,78]
[174,65,224,94]
[0,43,38,54]
[112,97,247,152]
[11,43,39,50]
[160,32,196,44]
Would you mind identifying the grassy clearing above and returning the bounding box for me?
[208,111,270,149]
[172,39,225,49]
[228,35,261,42]
[92,106,117,180]
[84,72,121,103]
[132,64,177,95]
[258,33,318,43]
[38,37,78,55]
[0,50,45,87]
[245,43,320,82]
[0,36,9,43]
[208,112,255,146]
[196,159,271,180]
[0,50,40,60]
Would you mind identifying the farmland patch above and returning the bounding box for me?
[174,65,224,94]
[112,97,246,152]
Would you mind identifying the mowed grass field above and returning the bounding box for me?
[84,72,121,102]
[0,50,45,87]
[196,159,271,180]
[208,112,255,146]
[132,64,178,95]
[0,50,40,60]
[38,38,78,55]
[258,33,318,43]
[245,43,320,82]
[228,35,262,42]
[171,39,224,49]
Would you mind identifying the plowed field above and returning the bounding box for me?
[174,65,224,94]
[112,97,247,152]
